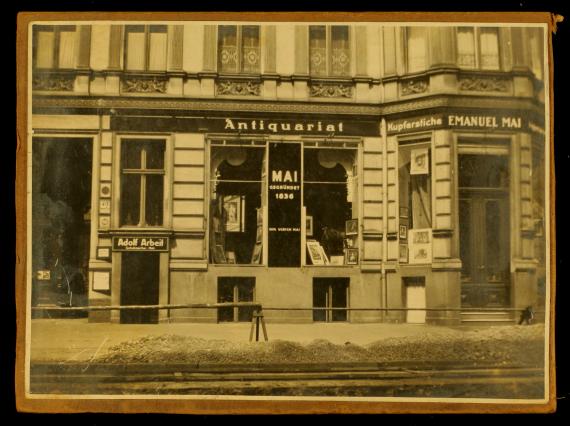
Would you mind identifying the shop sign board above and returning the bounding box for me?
[112,236,169,252]
[268,142,301,267]
[386,113,526,135]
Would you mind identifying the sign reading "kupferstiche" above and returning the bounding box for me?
[112,236,169,252]
[387,113,525,134]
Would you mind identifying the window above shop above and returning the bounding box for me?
[33,25,77,70]
[456,27,501,71]
[124,25,168,72]
[309,25,351,77]
[217,25,261,74]
[405,27,428,74]
[120,139,166,227]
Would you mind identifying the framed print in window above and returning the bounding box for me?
[410,148,429,175]
[306,215,313,237]
[223,195,245,232]
[345,218,358,236]
[306,240,326,265]
[345,248,359,265]
[399,224,408,240]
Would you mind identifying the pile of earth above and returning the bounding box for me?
[95,324,545,367]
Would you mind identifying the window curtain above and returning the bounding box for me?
[457,27,476,68]
[330,26,350,76]
[148,26,167,71]
[125,26,146,71]
[407,27,427,73]
[218,26,238,73]
[58,28,76,68]
[241,26,260,73]
[309,26,327,76]
[479,27,500,70]
[36,30,55,68]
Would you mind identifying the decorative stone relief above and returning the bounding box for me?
[400,78,429,96]
[32,75,74,91]
[122,77,168,93]
[458,76,509,92]
[309,83,353,98]
[216,79,261,96]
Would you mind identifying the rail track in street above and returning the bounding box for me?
[29,362,545,398]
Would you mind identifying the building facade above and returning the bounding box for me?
[30,22,547,325]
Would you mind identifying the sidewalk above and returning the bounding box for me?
[29,318,468,363]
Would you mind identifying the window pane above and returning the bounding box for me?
[148,26,167,71]
[530,28,544,80]
[121,140,143,169]
[125,26,146,71]
[144,140,165,169]
[407,27,427,73]
[218,25,238,73]
[331,26,350,76]
[145,175,164,226]
[58,28,76,68]
[480,27,500,70]
[411,175,431,228]
[309,26,327,76]
[120,174,141,226]
[241,26,260,73]
[36,30,55,69]
[457,27,476,68]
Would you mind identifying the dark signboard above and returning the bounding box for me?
[386,113,527,135]
[110,116,380,137]
[268,142,301,267]
[112,236,169,252]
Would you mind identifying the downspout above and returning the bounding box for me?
[381,118,388,320]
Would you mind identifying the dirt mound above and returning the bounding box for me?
[95,324,545,367]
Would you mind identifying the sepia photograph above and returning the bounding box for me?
[15,11,555,414]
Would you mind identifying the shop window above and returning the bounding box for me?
[456,27,500,70]
[217,25,260,74]
[309,25,351,76]
[217,277,255,322]
[124,25,167,71]
[303,148,358,266]
[398,144,432,264]
[33,25,76,69]
[210,145,265,265]
[406,27,428,73]
[313,278,349,322]
[120,139,165,227]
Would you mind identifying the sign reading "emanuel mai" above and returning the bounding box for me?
[387,113,526,135]
[112,237,169,252]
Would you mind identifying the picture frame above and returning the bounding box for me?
[223,195,245,232]
[345,218,358,236]
[96,246,111,261]
[306,215,313,237]
[410,148,429,175]
[306,240,325,265]
[399,224,408,240]
[92,271,110,291]
[344,248,359,265]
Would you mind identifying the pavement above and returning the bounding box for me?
[28,318,475,363]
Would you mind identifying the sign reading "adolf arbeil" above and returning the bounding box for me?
[112,236,169,252]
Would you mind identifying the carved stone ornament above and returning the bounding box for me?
[400,78,429,96]
[32,75,74,91]
[122,77,168,93]
[309,83,353,98]
[216,79,261,96]
[458,76,509,92]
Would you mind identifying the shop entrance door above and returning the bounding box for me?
[120,252,160,323]
[313,278,349,322]
[459,154,510,308]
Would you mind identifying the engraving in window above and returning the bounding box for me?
[120,140,165,227]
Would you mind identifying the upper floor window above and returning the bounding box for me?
[217,25,260,74]
[309,25,350,77]
[124,25,167,71]
[33,25,76,69]
[457,27,500,70]
[120,139,165,227]
[406,27,428,73]
[529,28,544,80]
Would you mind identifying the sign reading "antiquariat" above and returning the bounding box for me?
[110,116,381,137]
[387,113,527,135]
[112,236,169,252]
